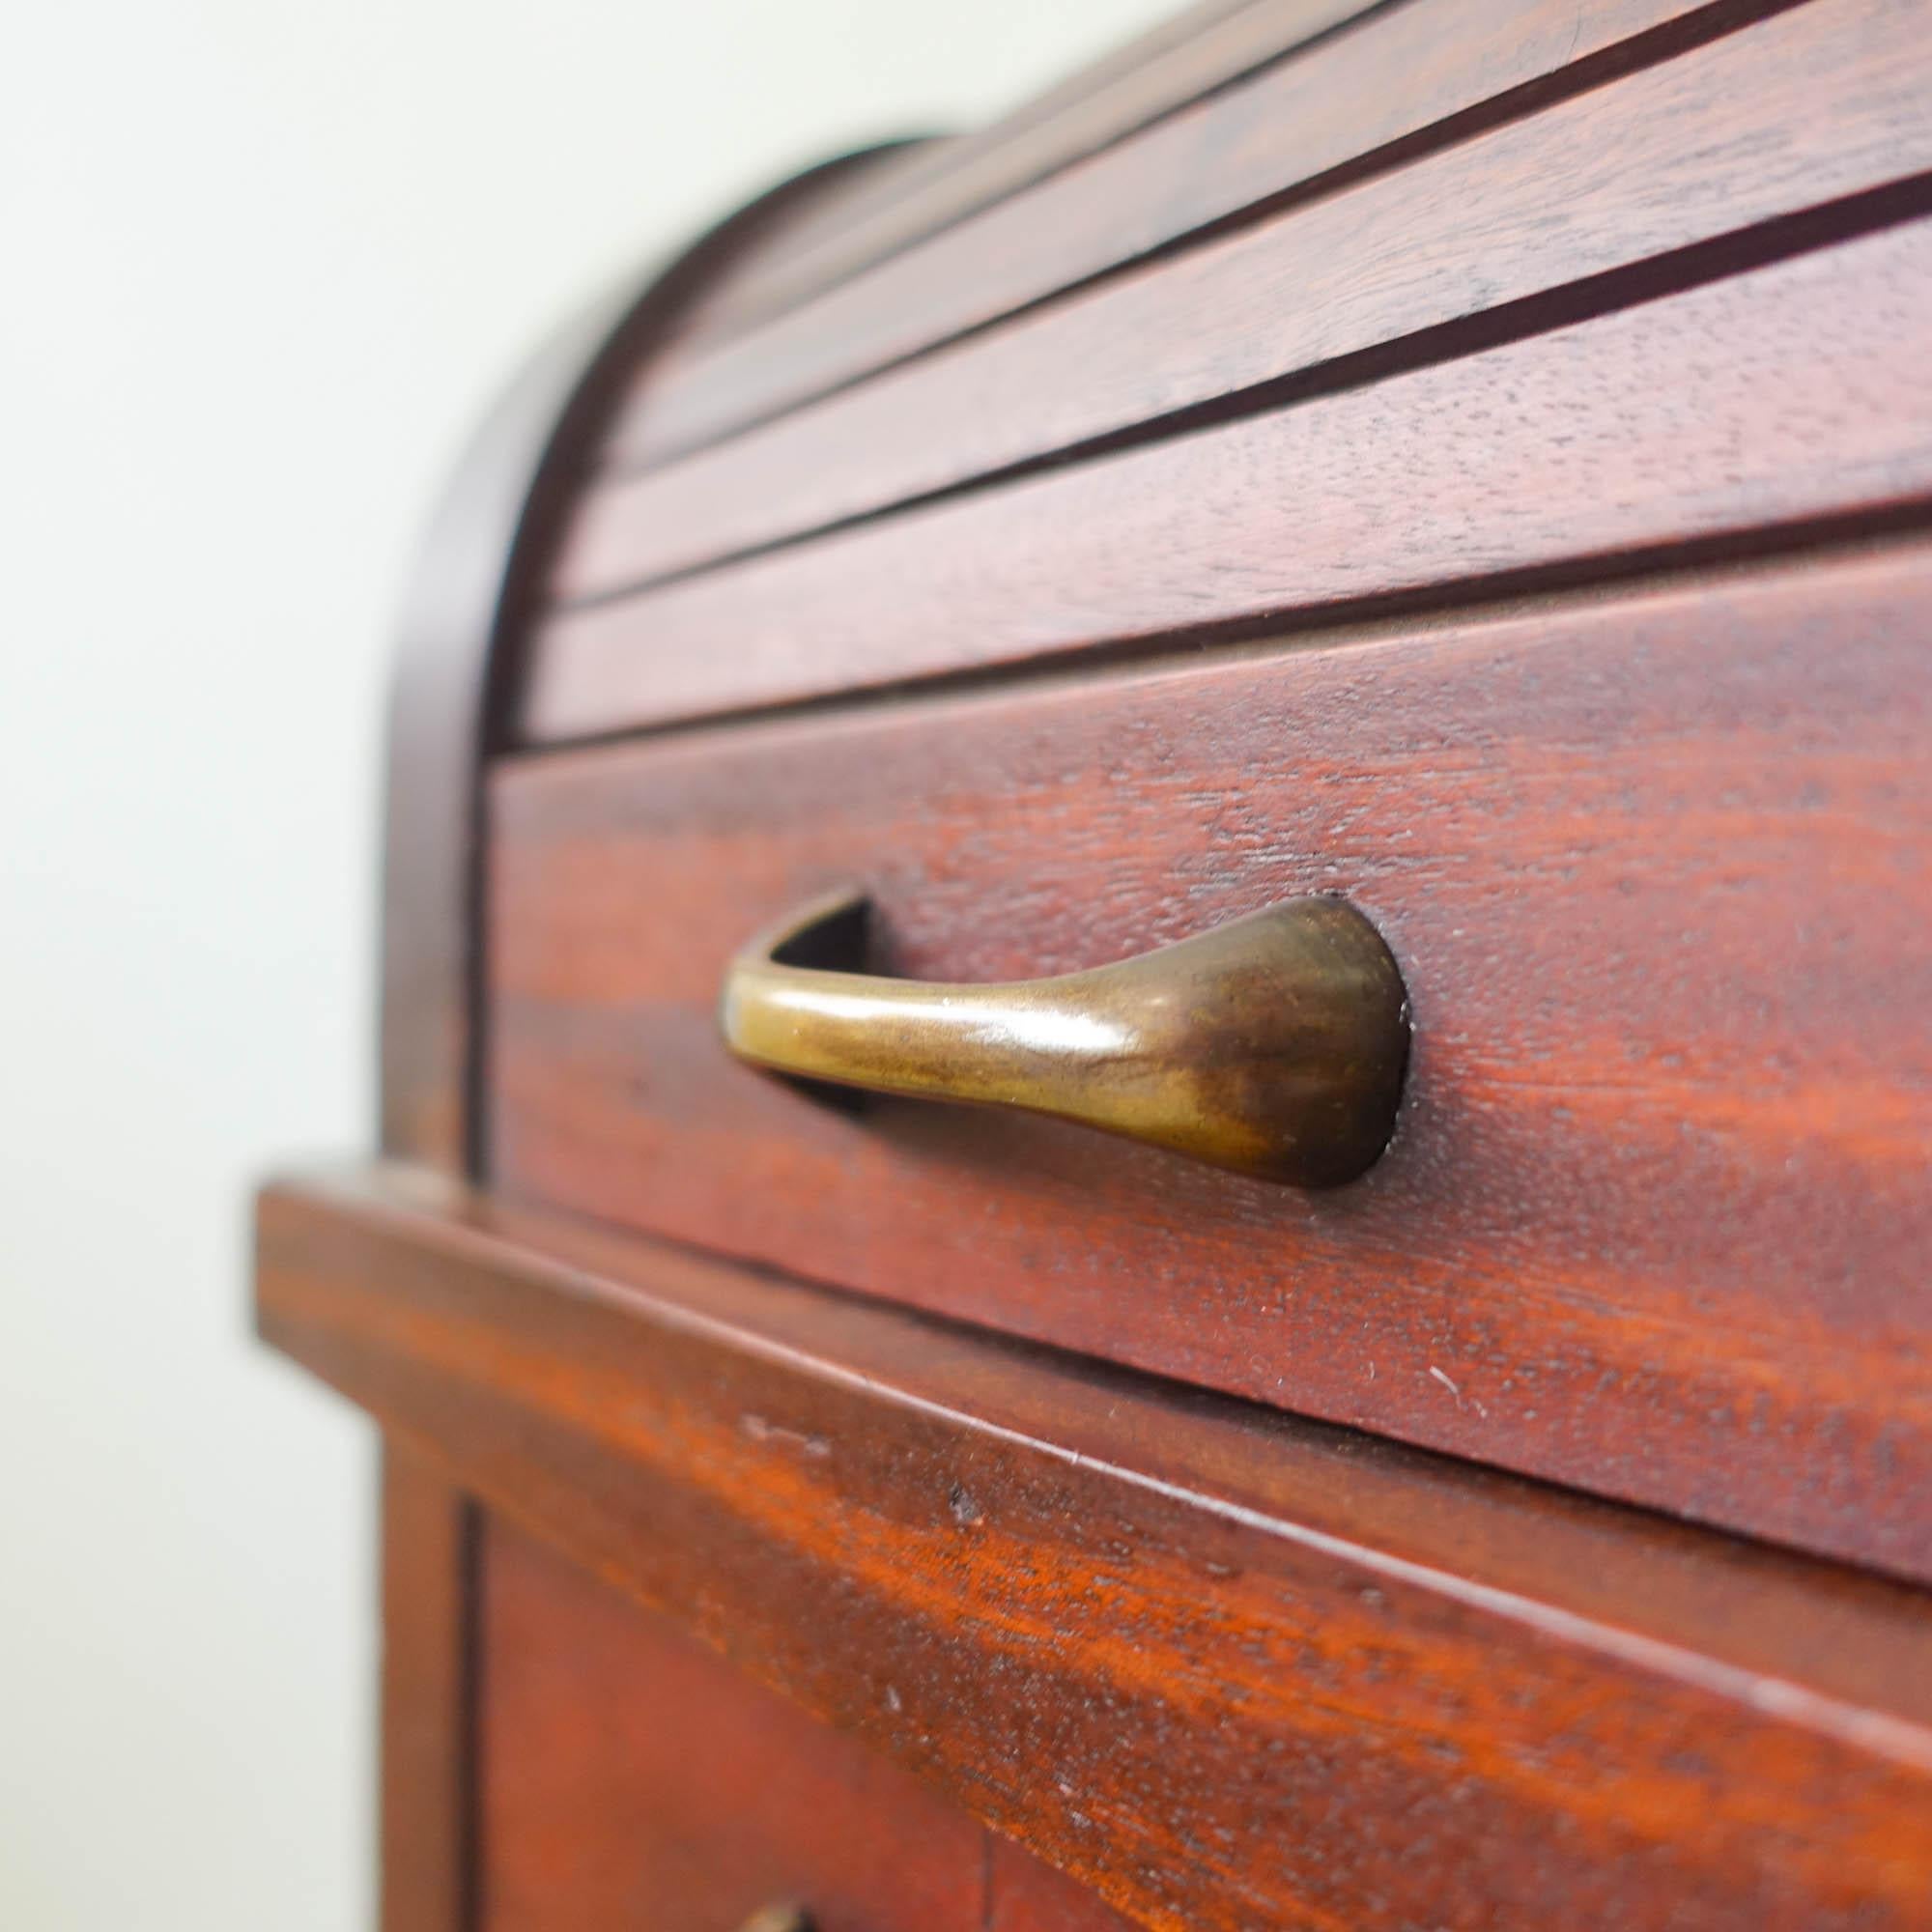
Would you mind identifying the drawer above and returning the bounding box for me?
[479,1510,1129,1932]
[488,544,1932,1581]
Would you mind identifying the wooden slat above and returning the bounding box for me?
[668,0,1376,355]
[554,0,1932,604]
[497,545,1932,1580]
[599,0,1757,471]
[661,0,1380,353]
[258,1164,1932,1932]
[657,139,953,349]
[651,138,929,346]
[525,213,1932,742]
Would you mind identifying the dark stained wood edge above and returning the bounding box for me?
[259,1164,1932,1932]
[380,1444,479,1932]
[379,292,624,1173]
[368,148,906,1932]
[666,0,1381,352]
[378,143,905,1176]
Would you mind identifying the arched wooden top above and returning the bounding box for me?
[368,0,1463,1177]
[375,147,906,1175]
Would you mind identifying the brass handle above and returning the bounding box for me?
[735,1910,811,1932]
[719,892,1408,1187]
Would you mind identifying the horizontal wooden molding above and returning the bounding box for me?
[257,1164,1932,1932]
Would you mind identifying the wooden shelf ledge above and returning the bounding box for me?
[255,1162,1932,1932]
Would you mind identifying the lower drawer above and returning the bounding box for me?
[489,546,1932,1579]
[479,1513,1126,1932]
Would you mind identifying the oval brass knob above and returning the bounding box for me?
[719,892,1409,1187]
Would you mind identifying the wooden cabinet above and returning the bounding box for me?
[255,1,1932,1924]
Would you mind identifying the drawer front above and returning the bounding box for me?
[479,1513,1128,1932]
[488,547,1932,1579]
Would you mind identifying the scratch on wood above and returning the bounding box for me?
[741,1412,832,1457]
[1429,1364,1488,1418]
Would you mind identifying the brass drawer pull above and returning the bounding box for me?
[719,892,1408,1186]
[736,1909,811,1932]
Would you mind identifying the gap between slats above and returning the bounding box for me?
[518,211,1932,745]
[667,0,1387,354]
[597,0,1805,475]
[497,521,1932,766]
[551,0,1932,609]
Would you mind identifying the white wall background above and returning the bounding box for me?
[0,3,1171,1923]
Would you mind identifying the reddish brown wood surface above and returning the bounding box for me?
[662,0,1374,355]
[555,0,1932,602]
[494,546,1932,1580]
[480,1516,1130,1931]
[379,294,627,1172]
[525,214,1932,742]
[257,1165,1932,1932]
[379,145,893,1169]
[365,143,903,1932]
[478,1513,981,1930]
[988,1839,1137,1932]
[600,0,1758,471]
[287,7,1932,1926]
[381,1446,476,1932]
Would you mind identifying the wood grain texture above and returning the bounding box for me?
[367,147,901,1932]
[479,1517,1132,1932]
[661,0,1373,354]
[988,1839,1138,1932]
[554,0,1932,603]
[479,1517,982,1931]
[370,268,637,1932]
[599,0,1754,470]
[256,1165,1932,1932]
[494,546,1932,1579]
[525,213,1932,742]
